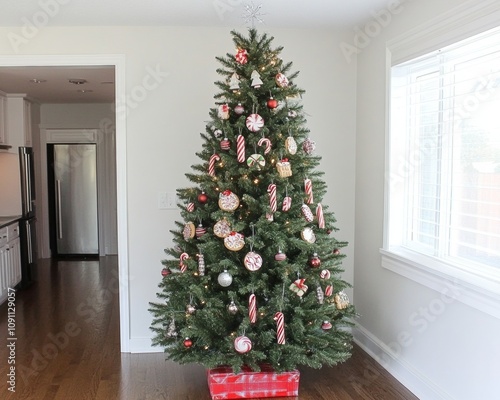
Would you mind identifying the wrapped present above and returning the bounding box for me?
[207,365,300,399]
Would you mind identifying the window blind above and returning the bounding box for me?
[390,26,500,269]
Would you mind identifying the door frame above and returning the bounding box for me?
[0,54,130,352]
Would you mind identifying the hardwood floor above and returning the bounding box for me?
[0,257,418,400]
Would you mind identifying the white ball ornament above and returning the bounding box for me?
[218,270,233,287]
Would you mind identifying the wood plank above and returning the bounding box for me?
[0,257,418,399]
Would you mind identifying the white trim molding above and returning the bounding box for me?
[0,54,130,352]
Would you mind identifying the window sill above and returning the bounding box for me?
[380,247,500,319]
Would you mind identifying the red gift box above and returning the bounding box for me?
[207,365,300,399]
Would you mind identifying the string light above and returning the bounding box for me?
[253,178,260,184]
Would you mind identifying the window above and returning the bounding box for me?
[385,26,500,316]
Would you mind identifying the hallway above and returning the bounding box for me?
[0,258,417,399]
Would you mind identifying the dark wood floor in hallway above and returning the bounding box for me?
[0,257,418,400]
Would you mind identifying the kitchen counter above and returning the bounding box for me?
[0,215,22,229]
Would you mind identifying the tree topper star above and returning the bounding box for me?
[242,2,265,28]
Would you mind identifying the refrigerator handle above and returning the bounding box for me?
[25,153,33,214]
[26,220,33,264]
[23,153,31,214]
[56,180,63,239]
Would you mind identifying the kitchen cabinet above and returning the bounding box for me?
[0,222,21,304]
[5,95,33,152]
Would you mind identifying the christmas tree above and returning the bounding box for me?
[149,29,356,374]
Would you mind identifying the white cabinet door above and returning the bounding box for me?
[0,244,8,304]
[5,95,33,152]
[8,237,22,287]
[23,100,32,147]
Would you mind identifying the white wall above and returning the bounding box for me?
[0,27,357,353]
[354,0,500,399]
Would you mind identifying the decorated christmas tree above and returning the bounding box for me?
[149,29,356,375]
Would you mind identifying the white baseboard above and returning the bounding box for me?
[353,324,454,400]
[128,337,163,353]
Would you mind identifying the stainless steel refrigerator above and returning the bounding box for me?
[49,144,99,256]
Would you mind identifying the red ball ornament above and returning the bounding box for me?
[183,338,193,348]
[195,224,207,238]
[333,248,341,255]
[234,103,245,115]
[220,138,231,151]
[309,253,321,268]
[161,268,171,277]
[198,192,208,204]
[267,97,278,109]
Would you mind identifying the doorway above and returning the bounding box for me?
[0,54,130,352]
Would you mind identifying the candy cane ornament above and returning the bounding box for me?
[257,137,272,155]
[316,203,325,229]
[249,294,257,324]
[267,184,277,213]
[274,312,285,344]
[179,252,189,273]
[236,135,246,163]
[304,178,313,204]
[208,154,220,177]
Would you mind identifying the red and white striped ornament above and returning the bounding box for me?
[325,285,334,297]
[304,178,313,204]
[274,312,285,345]
[316,203,325,229]
[186,202,195,212]
[220,138,231,151]
[275,251,286,261]
[208,153,220,177]
[257,137,272,155]
[246,113,264,132]
[268,184,277,213]
[236,135,245,163]
[234,335,252,353]
[235,48,248,65]
[282,196,292,212]
[320,269,331,279]
[179,252,189,273]
[249,294,257,324]
[195,224,206,238]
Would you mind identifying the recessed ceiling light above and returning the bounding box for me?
[29,78,46,84]
[69,79,87,85]
[77,89,93,93]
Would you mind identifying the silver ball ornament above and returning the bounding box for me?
[227,300,238,314]
[217,270,233,287]
[186,304,196,314]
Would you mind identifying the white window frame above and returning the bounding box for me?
[382,0,500,320]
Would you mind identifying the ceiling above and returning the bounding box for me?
[0,66,115,103]
[0,0,392,103]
